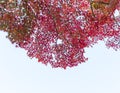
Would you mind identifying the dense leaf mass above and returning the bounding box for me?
[0,0,120,68]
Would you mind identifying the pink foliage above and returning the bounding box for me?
[0,0,120,68]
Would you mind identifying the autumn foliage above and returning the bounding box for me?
[0,0,120,68]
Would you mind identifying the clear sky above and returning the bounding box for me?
[0,31,120,93]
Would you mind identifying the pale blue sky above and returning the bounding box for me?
[0,31,120,93]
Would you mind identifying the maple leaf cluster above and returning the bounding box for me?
[0,0,120,69]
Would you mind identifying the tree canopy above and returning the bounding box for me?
[0,0,120,68]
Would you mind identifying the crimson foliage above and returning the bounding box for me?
[0,0,120,68]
